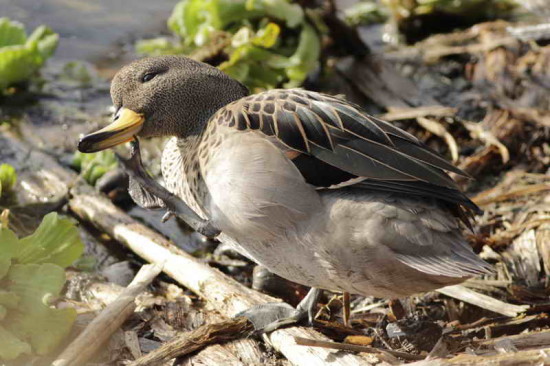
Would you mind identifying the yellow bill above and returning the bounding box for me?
[78,108,144,153]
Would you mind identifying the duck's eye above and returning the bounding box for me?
[142,73,157,83]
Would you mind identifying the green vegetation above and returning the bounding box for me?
[344,1,388,26]
[0,18,58,91]
[0,212,84,361]
[72,150,118,185]
[0,163,17,199]
[136,0,321,90]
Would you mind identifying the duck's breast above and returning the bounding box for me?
[200,126,321,243]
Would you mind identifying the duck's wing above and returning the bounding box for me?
[212,89,479,215]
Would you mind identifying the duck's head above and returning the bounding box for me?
[78,56,248,153]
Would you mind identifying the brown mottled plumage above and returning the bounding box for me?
[81,55,491,304]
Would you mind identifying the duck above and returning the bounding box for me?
[78,55,492,331]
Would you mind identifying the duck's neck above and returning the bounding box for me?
[161,135,208,219]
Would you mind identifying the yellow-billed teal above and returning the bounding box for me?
[79,56,491,331]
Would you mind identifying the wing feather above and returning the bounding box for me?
[212,89,479,215]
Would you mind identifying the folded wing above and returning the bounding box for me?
[211,89,480,217]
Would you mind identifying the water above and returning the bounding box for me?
[0,0,177,75]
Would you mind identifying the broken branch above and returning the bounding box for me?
[129,317,254,366]
[53,263,163,366]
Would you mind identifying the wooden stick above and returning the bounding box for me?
[436,285,528,317]
[476,329,550,352]
[384,36,518,63]
[379,106,457,121]
[408,346,550,365]
[52,263,163,366]
[293,336,424,361]
[129,317,254,366]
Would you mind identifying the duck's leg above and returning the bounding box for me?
[237,288,323,333]
[117,139,220,238]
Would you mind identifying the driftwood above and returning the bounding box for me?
[181,327,266,366]
[78,277,264,365]
[409,346,550,365]
[179,344,258,366]
[294,337,424,362]
[384,22,519,64]
[178,309,266,366]
[476,329,550,352]
[436,285,528,317]
[52,263,163,366]
[129,317,254,366]
[379,106,457,121]
[408,318,550,365]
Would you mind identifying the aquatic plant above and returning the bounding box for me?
[136,0,321,91]
[0,18,59,91]
[72,150,118,186]
[0,163,17,199]
[343,0,388,26]
[0,212,84,361]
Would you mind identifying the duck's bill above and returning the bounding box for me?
[78,108,144,153]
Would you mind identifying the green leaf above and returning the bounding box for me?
[0,257,10,281]
[5,263,76,355]
[0,227,20,264]
[168,0,213,42]
[27,25,58,60]
[247,63,283,89]
[252,22,280,48]
[0,215,82,360]
[221,62,250,82]
[246,0,304,28]
[0,164,17,193]
[16,212,84,268]
[0,290,20,309]
[72,255,97,272]
[0,18,26,47]
[284,23,320,88]
[72,150,118,185]
[0,43,41,89]
[139,0,321,89]
[88,166,109,185]
[136,37,186,55]
[60,61,94,87]
[0,18,58,90]
[0,324,31,360]
[344,1,387,26]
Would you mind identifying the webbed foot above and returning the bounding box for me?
[237,288,322,333]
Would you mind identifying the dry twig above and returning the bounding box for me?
[52,264,163,366]
[436,285,529,317]
[129,317,254,366]
[294,336,424,361]
[380,106,457,121]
